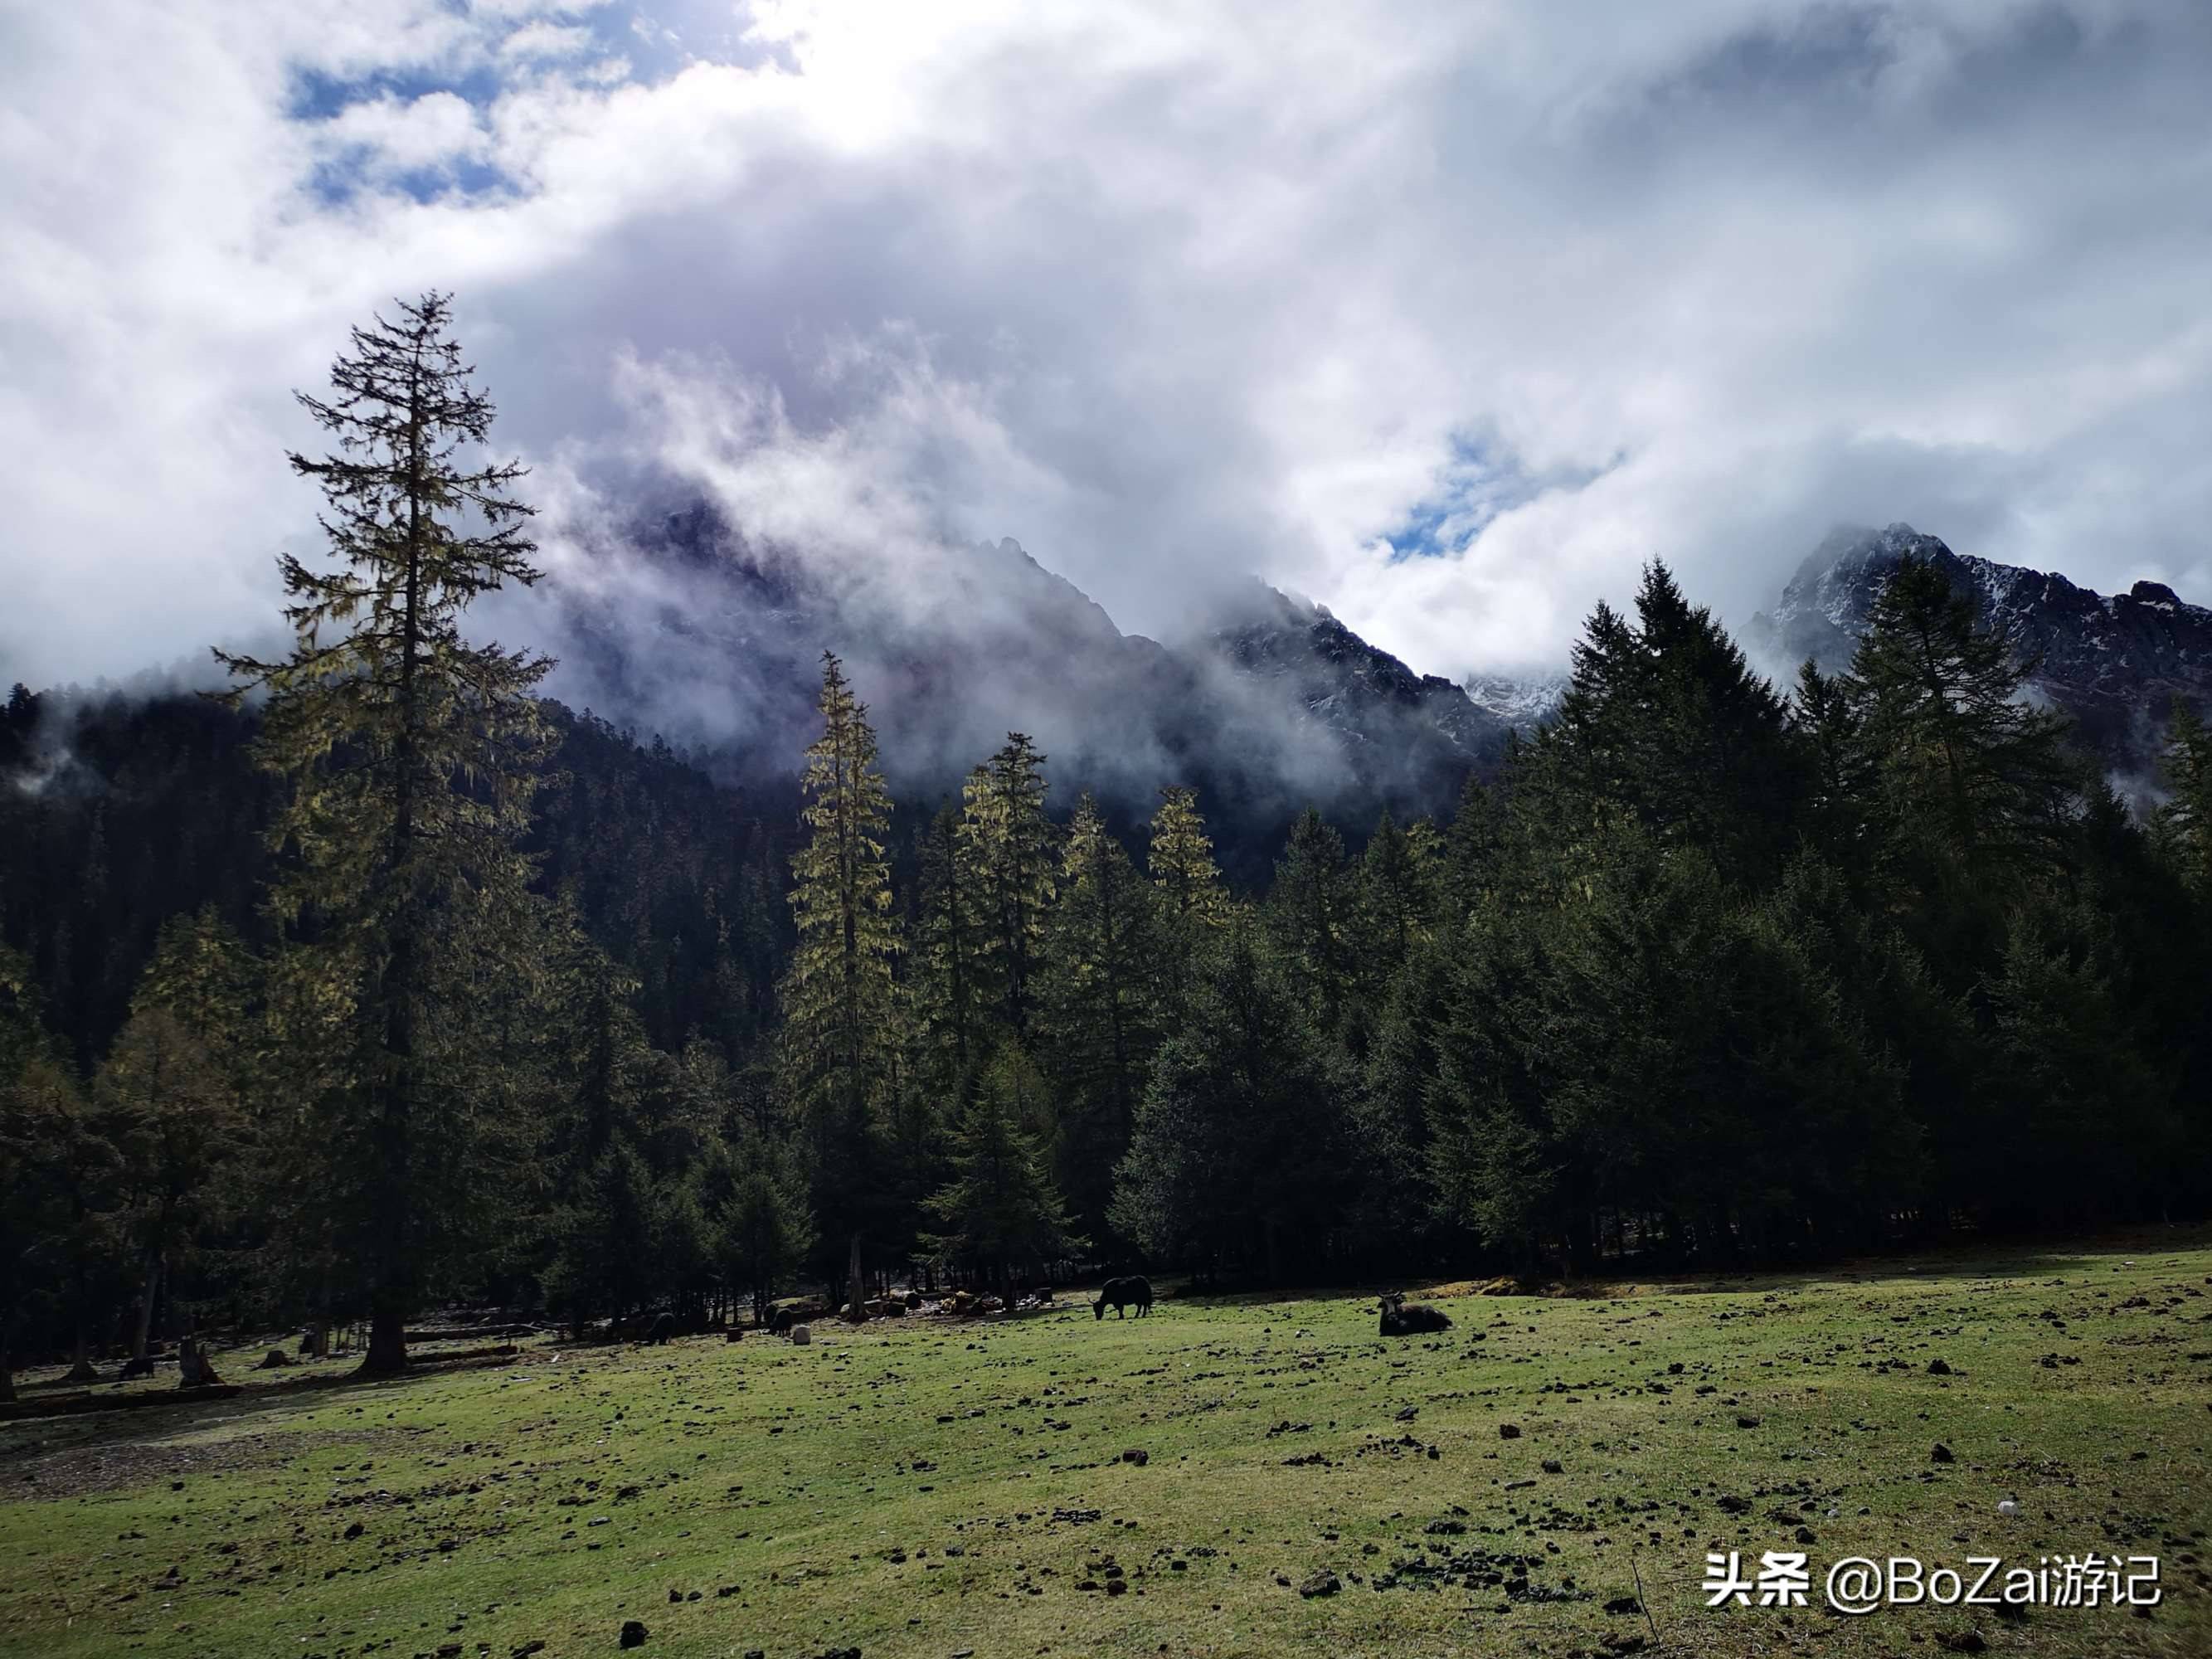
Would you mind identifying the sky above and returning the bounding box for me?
[4,0,2210,699]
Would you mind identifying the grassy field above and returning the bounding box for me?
[3,1235,2210,1659]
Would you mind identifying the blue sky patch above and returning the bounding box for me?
[1381,433,1619,561]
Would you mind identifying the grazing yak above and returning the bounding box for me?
[1094,1276,1154,1319]
[643,1311,676,1345]
[1378,1292,1451,1336]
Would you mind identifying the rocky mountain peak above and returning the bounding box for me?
[1753,520,2212,773]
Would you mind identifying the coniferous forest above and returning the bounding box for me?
[5,297,2212,1393]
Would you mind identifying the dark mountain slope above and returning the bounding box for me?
[546,505,1516,867]
[1752,522,2212,776]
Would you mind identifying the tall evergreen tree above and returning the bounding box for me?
[1145,785,1227,1027]
[1790,659,1876,868]
[1850,554,2080,887]
[1039,795,1155,1243]
[1521,562,1804,879]
[1265,807,1352,1031]
[1112,927,1345,1282]
[216,292,552,1373]
[0,1054,84,1402]
[922,1044,1082,1299]
[2154,704,2212,898]
[712,1133,816,1325]
[99,1008,238,1367]
[959,734,1057,1039]
[775,654,900,1312]
[911,801,983,1094]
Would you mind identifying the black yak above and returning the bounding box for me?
[644,1311,675,1345]
[1378,1292,1451,1336]
[1094,1276,1154,1319]
[770,1306,798,1335]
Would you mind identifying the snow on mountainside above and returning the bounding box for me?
[545,505,1514,860]
[1462,672,1567,732]
[547,504,2205,850]
[1751,521,2212,774]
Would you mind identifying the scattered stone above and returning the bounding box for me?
[619,1620,649,1649]
[1927,1358,1952,1376]
[1604,1595,1642,1616]
[790,1326,812,1345]
[1541,1459,1563,1474]
[1735,1414,1761,1429]
[1499,1423,1522,1440]
[1298,1570,1340,1598]
[1932,1443,1955,1464]
[1121,1448,1149,1466]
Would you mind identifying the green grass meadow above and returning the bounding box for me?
[4,1235,2210,1659]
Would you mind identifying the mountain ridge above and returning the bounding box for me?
[1749,521,2212,776]
[544,505,1515,858]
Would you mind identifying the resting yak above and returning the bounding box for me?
[1094,1276,1154,1319]
[1378,1292,1451,1336]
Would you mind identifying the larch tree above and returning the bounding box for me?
[959,734,1057,1040]
[1039,793,1155,1243]
[1145,785,1227,1026]
[775,652,900,1316]
[216,291,553,1374]
[912,800,983,1096]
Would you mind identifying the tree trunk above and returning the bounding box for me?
[132,1247,162,1362]
[845,1231,868,1321]
[0,1326,13,1404]
[362,1288,407,1374]
[362,397,428,1384]
[66,1321,97,1384]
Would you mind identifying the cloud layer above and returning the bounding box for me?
[4,0,2209,698]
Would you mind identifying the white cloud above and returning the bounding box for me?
[2,0,2209,697]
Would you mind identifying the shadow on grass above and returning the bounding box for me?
[1150,1224,2212,1311]
[0,1345,552,1466]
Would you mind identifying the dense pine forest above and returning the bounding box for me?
[5,297,2212,1394]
